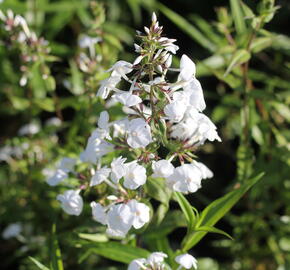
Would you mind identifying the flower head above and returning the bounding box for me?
[175,253,198,269]
[57,190,83,216]
[123,161,147,190]
[127,118,153,149]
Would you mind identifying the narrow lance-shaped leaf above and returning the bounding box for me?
[193,226,233,240]
[224,49,251,76]
[174,192,196,230]
[230,0,246,34]
[80,242,150,264]
[182,172,264,251]
[50,224,64,270]
[29,257,50,270]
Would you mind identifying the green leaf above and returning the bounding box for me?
[194,226,233,240]
[29,257,50,270]
[146,177,171,204]
[69,60,84,95]
[182,172,264,250]
[157,3,216,52]
[50,224,64,270]
[230,0,246,34]
[9,96,30,111]
[250,36,273,53]
[79,233,109,243]
[34,98,55,112]
[224,49,251,76]
[174,192,196,229]
[81,242,150,264]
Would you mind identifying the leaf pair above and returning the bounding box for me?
[175,172,264,251]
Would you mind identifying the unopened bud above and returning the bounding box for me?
[19,76,27,87]
[153,49,163,60]
[152,12,157,23]
[134,43,141,53]
[133,55,144,65]
[165,55,172,68]
[156,65,163,73]
[144,26,150,34]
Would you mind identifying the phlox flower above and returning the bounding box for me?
[166,164,203,194]
[127,118,152,149]
[90,202,107,225]
[152,159,174,178]
[127,199,150,229]
[57,190,83,216]
[90,167,111,186]
[123,161,147,190]
[175,253,198,269]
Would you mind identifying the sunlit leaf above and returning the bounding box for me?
[29,257,50,270]
[182,172,264,250]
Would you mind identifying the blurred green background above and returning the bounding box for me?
[0,0,289,269]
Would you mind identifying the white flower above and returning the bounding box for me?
[106,203,134,237]
[98,111,110,130]
[2,223,22,239]
[152,160,174,178]
[46,169,68,186]
[78,35,101,48]
[147,252,168,266]
[112,118,130,137]
[127,200,150,229]
[18,122,40,136]
[175,253,198,269]
[170,116,198,141]
[164,100,187,123]
[90,167,111,186]
[45,117,62,127]
[184,78,206,112]
[57,190,83,216]
[166,164,202,194]
[123,161,147,190]
[164,43,179,54]
[110,156,127,183]
[59,157,76,172]
[114,92,142,107]
[80,129,113,164]
[193,113,221,145]
[97,76,121,99]
[178,54,196,82]
[109,60,133,79]
[127,118,152,149]
[90,202,107,225]
[128,258,147,270]
[170,109,221,146]
[192,161,213,179]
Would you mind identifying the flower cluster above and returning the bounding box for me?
[128,252,197,270]
[46,12,221,243]
[0,9,52,86]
